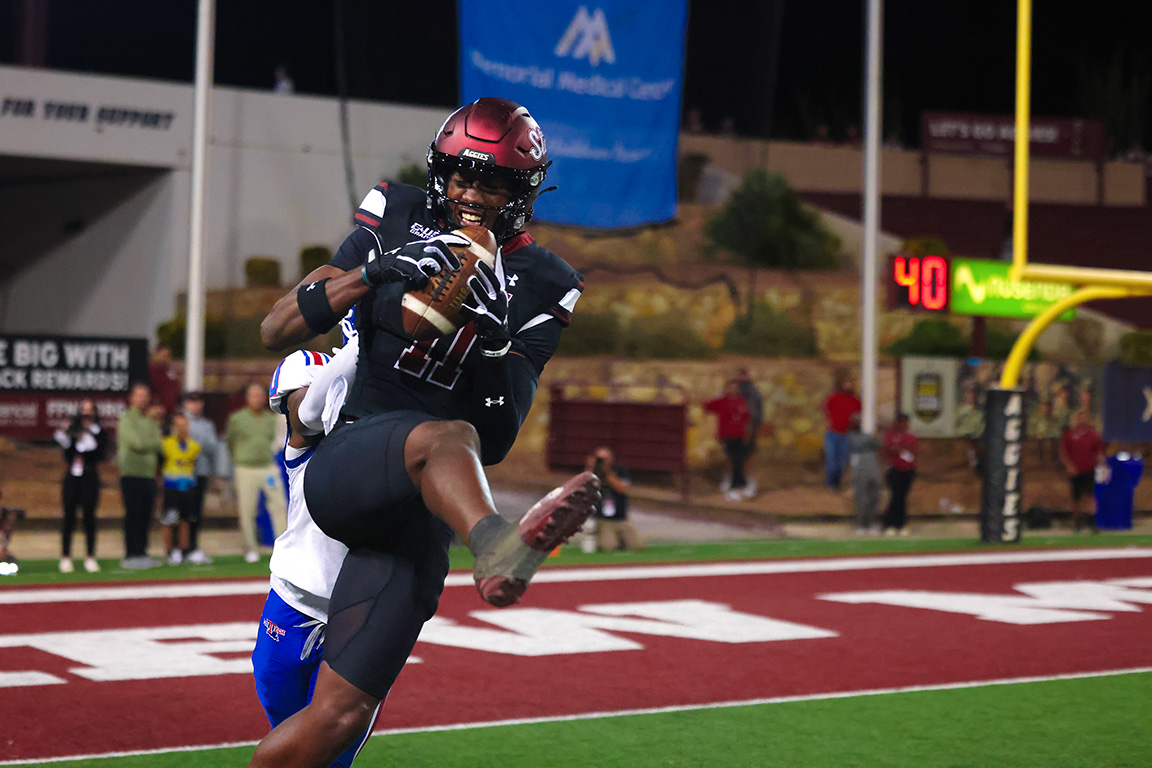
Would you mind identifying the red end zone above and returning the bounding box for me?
[2,549,1151,763]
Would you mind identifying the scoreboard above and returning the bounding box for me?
[887,254,950,312]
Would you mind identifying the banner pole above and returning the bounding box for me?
[860,0,883,432]
[185,0,215,393]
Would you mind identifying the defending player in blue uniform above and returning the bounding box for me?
[251,98,598,767]
[253,339,367,768]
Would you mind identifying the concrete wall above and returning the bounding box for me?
[681,134,1147,207]
[202,89,446,289]
[0,66,448,338]
[0,65,1144,341]
[0,172,185,335]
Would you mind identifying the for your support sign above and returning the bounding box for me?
[950,258,1076,320]
[459,1,688,229]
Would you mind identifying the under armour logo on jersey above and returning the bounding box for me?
[555,6,615,67]
[485,397,505,407]
[263,619,286,642]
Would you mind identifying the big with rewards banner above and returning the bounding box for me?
[458,0,688,230]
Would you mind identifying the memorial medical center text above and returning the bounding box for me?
[0,339,133,392]
[469,51,676,101]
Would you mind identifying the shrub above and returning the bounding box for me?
[704,169,840,270]
[885,319,1040,361]
[394,163,427,188]
[299,245,332,280]
[1119,330,1152,366]
[722,301,818,357]
[155,317,227,359]
[245,257,281,288]
[619,312,715,360]
[900,236,952,257]
[984,326,1040,361]
[555,311,620,356]
[884,319,970,358]
[222,316,279,359]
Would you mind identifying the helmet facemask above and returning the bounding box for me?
[427,147,551,242]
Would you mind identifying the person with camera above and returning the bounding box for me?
[54,399,109,573]
[586,447,644,552]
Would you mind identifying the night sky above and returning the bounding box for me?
[2,0,1150,148]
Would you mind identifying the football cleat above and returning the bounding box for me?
[474,471,600,607]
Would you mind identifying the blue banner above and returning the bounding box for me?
[458,1,687,229]
[1102,362,1152,441]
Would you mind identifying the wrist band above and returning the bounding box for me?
[297,278,339,335]
[480,340,512,358]
[360,264,374,288]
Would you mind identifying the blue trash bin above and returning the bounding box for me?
[1094,453,1143,530]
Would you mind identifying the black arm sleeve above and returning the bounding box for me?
[469,316,565,465]
[470,352,538,466]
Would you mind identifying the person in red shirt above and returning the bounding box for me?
[1059,408,1106,532]
[823,375,862,490]
[148,344,180,417]
[704,380,753,501]
[882,413,918,535]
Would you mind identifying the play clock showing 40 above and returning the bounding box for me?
[888,254,950,312]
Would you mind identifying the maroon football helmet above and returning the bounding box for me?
[427,98,553,242]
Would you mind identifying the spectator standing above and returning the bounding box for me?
[586,447,644,552]
[226,383,288,563]
[736,368,764,454]
[160,413,201,564]
[273,63,295,94]
[0,498,21,566]
[148,344,180,418]
[704,380,753,501]
[955,388,985,476]
[1059,408,1106,533]
[823,374,862,490]
[846,413,882,535]
[53,399,108,573]
[181,392,219,564]
[882,414,918,536]
[117,382,164,569]
[1028,399,1061,464]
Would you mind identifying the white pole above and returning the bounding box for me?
[185,0,215,393]
[860,0,883,433]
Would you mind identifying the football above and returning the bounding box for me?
[400,226,499,341]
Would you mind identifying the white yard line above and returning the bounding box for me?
[3,665,1151,766]
[2,548,1151,605]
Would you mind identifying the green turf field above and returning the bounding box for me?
[13,671,1149,768]
[5,532,1152,586]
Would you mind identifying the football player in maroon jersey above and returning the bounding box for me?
[251,99,597,768]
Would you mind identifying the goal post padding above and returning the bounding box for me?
[980,387,1027,543]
